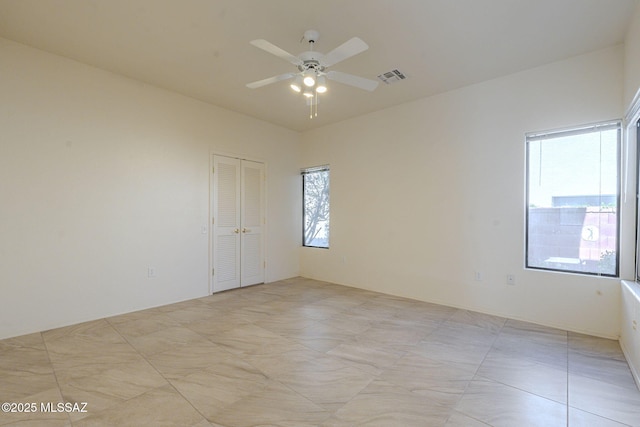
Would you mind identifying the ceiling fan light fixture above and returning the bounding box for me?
[302,88,314,98]
[290,75,302,92]
[303,70,316,87]
[315,76,327,93]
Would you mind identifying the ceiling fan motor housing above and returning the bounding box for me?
[303,29,320,44]
[298,54,325,73]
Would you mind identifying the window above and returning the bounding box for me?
[302,165,330,248]
[526,121,621,276]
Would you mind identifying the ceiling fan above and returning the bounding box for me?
[246,30,379,95]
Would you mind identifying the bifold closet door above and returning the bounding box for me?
[212,155,264,292]
[239,159,264,287]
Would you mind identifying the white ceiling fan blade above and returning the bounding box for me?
[246,73,295,89]
[326,71,379,91]
[250,39,303,66]
[321,37,369,68]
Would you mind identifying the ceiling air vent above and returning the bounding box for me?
[377,69,407,84]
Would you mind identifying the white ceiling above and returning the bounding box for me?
[0,0,637,132]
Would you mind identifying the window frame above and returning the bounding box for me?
[636,118,640,281]
[525,120,622,277]
[301,165,330,249]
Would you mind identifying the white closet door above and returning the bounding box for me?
[212,155,265,293]
[240,160,265,287]
[212,155,241,292]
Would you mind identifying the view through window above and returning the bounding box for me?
[302,166,330,248]
[526,121,620,276]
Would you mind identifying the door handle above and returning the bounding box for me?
[233,228,239,234]
[242,228,251,233]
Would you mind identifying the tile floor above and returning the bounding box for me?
[1,277,639,426]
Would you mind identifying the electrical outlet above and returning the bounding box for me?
[148,267,156,278]
[507,274,516,285]
[475,271,483,281]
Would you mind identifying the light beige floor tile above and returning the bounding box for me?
[318,311,373,334]
[41,319,121,344]
[198,291,256,310]
[568,332,627,361]
[455,378,567,427]
[381,353,475,406]
[154,298,210,313]
[353,301,402,321]
[56,358,169,421]
[477,348,568,403]
[234,287,283,304]
[124,326,211,357]
[0,345,59,402]
[293,300,352,321]
[256,314,323,336]
[411,324,496,372]
[211,380,330,427]
[356,319,435,348]
[243,344,323,378]
[209,323,300,356]
[568,407,632,427]
[314,294,367,311]
[257,297,308,314]
[107,312,181,338]
[287,321,357,353]
[0,332,46,351]
[389,301,456,324]
[569,350,637,391]
[43,322,147,380]
[503,319,568,340]
[568,332,637,392]
[47,341,145,380]
[106,307,162,325]
[323,379,452,427]
[491,330,568,370]
[569,373,640,426]
[169,358,269,419]
[72,384,206,427]
[371,294,423,311]
[274,356,375,410]
[145,341,236,380]
[184,311,253,337]
[445,411,492,426]
[233,304,285,323]
[445,310,507,333]
[327,342,405,376]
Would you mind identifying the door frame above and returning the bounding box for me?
[209,151,267,294]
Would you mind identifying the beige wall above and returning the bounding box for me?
[0,38,301,339]
[625,3,640,108]
[301,46,626,338]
